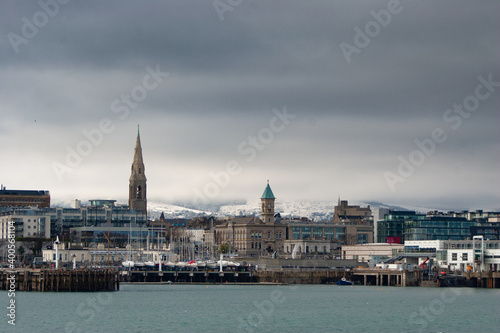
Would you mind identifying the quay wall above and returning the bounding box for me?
[0,268,119,292]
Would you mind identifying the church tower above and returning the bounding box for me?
[261,181,275,223]
[129,126,147,214]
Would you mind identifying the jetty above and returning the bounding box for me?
[0,268,119,292]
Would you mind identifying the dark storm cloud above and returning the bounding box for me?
[0,0,498,209]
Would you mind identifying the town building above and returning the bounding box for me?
[332,198,372,224]
[341,243,405,262]
[215,182,287,257]
[0,186,50,209]
[0,200,147,240]
[282,220,373,257]
[42,242,177,267]
[375,210,495,243]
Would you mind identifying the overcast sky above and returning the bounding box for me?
[1,0,498,211]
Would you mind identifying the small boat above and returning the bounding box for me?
[144,261,155,267]
[337,277,353,286]
[186,260,197,269]
[166,261,176,269]
[122,260,134,268]
[175,261,187,268]
[206,260,217,269]
[227,261,240,267]
[134,261,145,268]
[196,260,207,269]
[217,260,229,268]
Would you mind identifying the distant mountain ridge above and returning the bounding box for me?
[51,199,435,221]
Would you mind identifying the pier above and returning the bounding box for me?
[0,268,119,292]
[121,270,258,284]
[351,268,422,287]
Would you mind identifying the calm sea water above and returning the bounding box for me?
[1,284,499,333]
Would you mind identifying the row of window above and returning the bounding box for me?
[451,253,468,261]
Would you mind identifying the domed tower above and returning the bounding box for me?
[261,181,275,223]
[129,126,147,214]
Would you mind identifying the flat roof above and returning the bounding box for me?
[0,189,50,196]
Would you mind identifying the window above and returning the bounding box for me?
[324,227,334,240]
[358,234,368,244]
[268,232,271,239]
[335,227,346,241]
[462,253,468,261]
[452,253,457,261]
[302,227,311,239]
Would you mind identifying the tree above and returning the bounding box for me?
[219,243,230,254]
[17,245,25,261]
[16,237,53,257]
[340,234,358,245]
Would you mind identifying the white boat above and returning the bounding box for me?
[227,261,241,267]
[196,260,207,268]
[206,260,217,269]
[122,260,134,268]
[176,261,187,268]
[134,261,145,268]
[144,261,155,267]
[186,260,197,269]
[217,260,229,268]
[166,262,176,269]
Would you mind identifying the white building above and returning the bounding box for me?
[341,243,404,263]
[403,238,500,272]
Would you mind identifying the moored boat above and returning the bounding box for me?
[122,260,135,268]
[337,277,353,286]
[206,260,217,269]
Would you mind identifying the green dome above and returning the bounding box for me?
[261,183,275,199]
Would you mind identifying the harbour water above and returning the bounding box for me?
[2,284,499,333]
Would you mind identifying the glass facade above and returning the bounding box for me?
[378,211,478,242]
[301,227,311,239]
[324,227,334,240]
[313,228,323,239]
[335,227,345,241]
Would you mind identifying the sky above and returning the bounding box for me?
[0,0,499,211]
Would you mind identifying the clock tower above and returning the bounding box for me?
[129,126,147,215]
[261,181,275,223]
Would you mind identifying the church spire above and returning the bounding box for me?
[129,126,147,214]
[132,125,144,168]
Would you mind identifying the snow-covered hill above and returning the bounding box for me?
[52,198,436,221]
[148,199,421,221]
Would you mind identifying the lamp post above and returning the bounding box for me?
[54,236,60,269]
